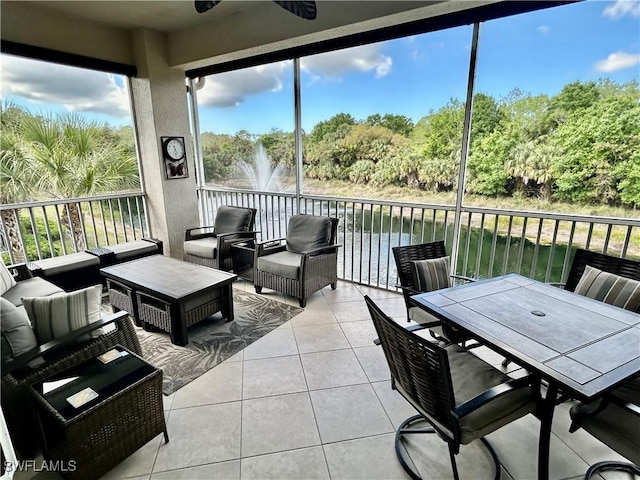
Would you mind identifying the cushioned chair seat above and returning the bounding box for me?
[184,237,218,258]
[256,251,301,280]
[31,252,99,275]
[446,344,536,443]
[571,378,640,466]
[108,240,159,260]
[2,277,64,307]
[408,306,439,325]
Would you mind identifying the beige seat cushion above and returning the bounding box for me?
[31,252,100,275]
[184,237,218,258]
[257,251,302,280]
[108,240,159,260]
[1,277,64,307]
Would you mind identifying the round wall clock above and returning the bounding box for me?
[162,136,185,161]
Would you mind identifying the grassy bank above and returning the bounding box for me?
[303,178,640,219]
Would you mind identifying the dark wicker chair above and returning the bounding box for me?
[1,311,141,460]
[364,296,537,480]
[254,215,339,307]
[392,241,474,344]
[569,377,640,479]
[183,205,257,271]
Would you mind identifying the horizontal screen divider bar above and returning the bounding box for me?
[1,40,137,77]
[186,0,573,78]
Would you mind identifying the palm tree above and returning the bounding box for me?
[507,139,557,200]
[1,107,140,259]
[0,103,36,262]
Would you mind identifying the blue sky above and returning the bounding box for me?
[2,0,639,135]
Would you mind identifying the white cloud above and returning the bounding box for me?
[595,50,640,72]
[603,0,640,18]
[538,25,550,33]
[197,61,290,108]
[198,44,392,107]
[0,55,130,119]
[300,44,392,81]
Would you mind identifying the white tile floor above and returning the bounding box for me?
[18,280,637,480]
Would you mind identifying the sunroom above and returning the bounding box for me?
[1,1,639,479]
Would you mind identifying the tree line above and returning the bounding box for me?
[202,79,640,208]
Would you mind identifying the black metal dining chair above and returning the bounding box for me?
[365,295,537,480]
[569,377,640,479]
[392,241,475,344]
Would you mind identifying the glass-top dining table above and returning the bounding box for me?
[410,273,640,480]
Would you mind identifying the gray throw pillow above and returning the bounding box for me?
[22,285,103,344]
[1,297,38,362]
[410,256,451,293]
[574,265,640,311]
[0,262,17,296]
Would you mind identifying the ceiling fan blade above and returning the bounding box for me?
[273,1,317,20]
[194,0,221,14]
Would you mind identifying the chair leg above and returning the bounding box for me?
[395,414,435,480]
[299,298,306,308]
[255,286,262,294]
[331,282,337,290]
[395,415,502,480]
[448,444,460,480]
[584,461,640,480]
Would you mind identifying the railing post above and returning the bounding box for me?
[451,22,480,276]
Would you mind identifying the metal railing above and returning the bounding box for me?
[200,187,640,289]
[3,187,637,290]
[0,192,150,264]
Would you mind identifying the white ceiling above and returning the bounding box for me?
[19,1,442,34]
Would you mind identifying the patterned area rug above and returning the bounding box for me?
[135,289,302,395]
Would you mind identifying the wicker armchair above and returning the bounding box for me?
[569,377,640,479]
[365,296,537,480]
[392,241,475,344]
[1,311,141,460]
[254,215,339,307]
[183,205,257,271]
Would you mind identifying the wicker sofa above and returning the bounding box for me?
[1,262,141,459]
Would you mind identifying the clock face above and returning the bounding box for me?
[164,138,185,160]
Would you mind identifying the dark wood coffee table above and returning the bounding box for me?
[101,255,237,345]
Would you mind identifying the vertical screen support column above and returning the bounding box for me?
[294,58,303,215]
[451,22,480,277]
